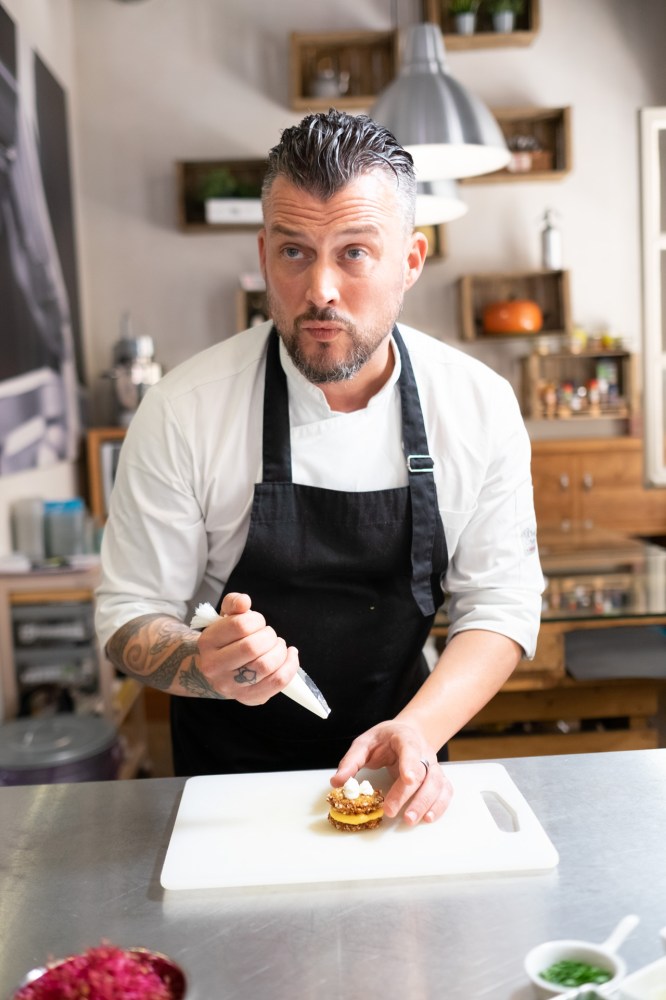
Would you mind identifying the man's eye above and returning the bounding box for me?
[282,246,303,259]
[346,247,366,260]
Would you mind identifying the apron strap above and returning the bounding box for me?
[393,327,440,617]
[262,328,292,482]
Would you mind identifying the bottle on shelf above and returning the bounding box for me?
[540,209,562,270]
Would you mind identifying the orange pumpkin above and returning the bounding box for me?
[482,299,544,334]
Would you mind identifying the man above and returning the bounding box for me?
[96,110,543,826]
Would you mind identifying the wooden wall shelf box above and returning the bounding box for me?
[176,159,266,232]
[461,106,572,184]
[289,30,399,111]
[458,269,571,342]
[522,349,636,424]
[422,0,540,50]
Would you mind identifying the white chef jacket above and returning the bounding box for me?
[95,321,544,657]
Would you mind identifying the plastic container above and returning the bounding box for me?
[43,498,86,558]
[0,715,122,786]
[10,498,45,562]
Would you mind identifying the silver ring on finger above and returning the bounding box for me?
[419,758,430,780]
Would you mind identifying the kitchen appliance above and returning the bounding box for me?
[104,315,162,426]
[0,715,121,786]
[160,762,559,890]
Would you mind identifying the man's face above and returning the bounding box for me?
[258,171,425,385]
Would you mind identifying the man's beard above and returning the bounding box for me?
[268,300,403,384]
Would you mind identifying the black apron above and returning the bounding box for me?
[171,326,448,775]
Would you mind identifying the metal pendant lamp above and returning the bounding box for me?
[415,178,468,226]
[370,22,510,181]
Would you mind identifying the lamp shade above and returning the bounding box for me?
[370,23,510,181]
[415,178,468,226]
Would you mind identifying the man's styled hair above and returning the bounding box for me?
[262,109,417,231]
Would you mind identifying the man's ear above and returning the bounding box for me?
[405,229,428,290]
[257,228,267,280]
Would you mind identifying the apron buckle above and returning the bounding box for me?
[407,454,434,473]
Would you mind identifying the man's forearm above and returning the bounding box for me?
[396,629,522,751]
[105,614,225,698]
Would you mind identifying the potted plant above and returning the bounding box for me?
[486,0,525,33]
[448,0,481,35]
[197,167,263,226]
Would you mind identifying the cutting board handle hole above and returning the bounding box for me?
[481,790,519,832]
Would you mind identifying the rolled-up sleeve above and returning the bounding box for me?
[95,385,208,652]
[442,376,544,659]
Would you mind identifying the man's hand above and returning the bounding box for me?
[330,721,453,826]
[106,592,299,702]
[196,592,300,704]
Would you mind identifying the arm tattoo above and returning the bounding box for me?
[106,614,207,694]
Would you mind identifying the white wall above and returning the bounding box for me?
[70,0,666,407]
[2,0,666,556]
[0,0,81,557]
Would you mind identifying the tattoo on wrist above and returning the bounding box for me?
[179,660,226,699]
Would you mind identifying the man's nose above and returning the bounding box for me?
[306,261,340,307]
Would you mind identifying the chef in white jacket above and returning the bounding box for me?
[96,109,543,825]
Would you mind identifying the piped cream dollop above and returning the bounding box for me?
[342,777,375,800]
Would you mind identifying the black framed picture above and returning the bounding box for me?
[0,1,83,476]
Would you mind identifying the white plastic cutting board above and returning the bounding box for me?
[160,762,559,890]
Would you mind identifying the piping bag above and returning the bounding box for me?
[189,602,331,720]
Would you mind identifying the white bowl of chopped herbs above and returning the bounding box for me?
[524,915,640,997]
[525,941,623,997]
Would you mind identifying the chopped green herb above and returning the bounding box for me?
[540,959,613,987]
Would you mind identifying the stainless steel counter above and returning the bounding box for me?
[2,751,665,1000]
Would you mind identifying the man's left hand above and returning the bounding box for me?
[330,721,453,825]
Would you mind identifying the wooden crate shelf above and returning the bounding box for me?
[521,349,635,423]
[461,106,572,184]
[289,30,399,110]
[176,159,266,232]
[458,269,571,342]
[422,0,540,49]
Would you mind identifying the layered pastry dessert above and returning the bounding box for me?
[326,777,384,832]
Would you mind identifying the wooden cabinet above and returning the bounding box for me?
[422,0,541,50]
[289,30,399,111]
[461,106,572,184]
[531,438,666,536]
[458,269,571,341]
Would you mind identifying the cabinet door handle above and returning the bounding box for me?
[582,472,594,491]
[559,473,570,490]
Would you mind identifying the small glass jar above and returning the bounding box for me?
[43,498,86,558]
